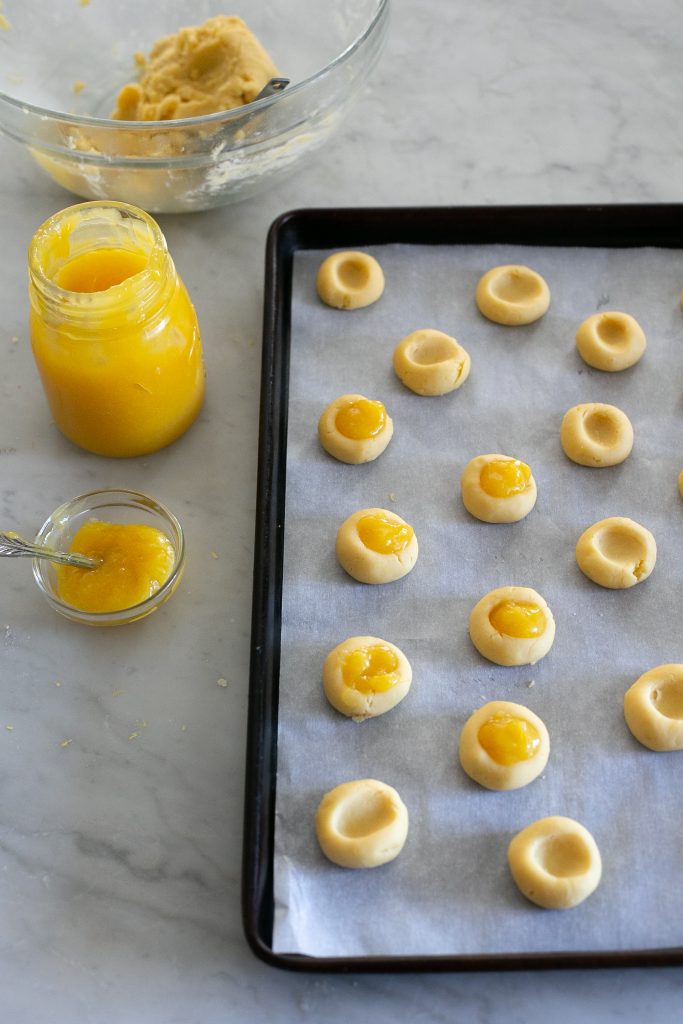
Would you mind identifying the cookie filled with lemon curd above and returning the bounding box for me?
[461,453,537,523]
[469,585,555,667]
[459,700,550,790]
[323,636,412,721]
[336,507,418,584]
[318,394,393,464]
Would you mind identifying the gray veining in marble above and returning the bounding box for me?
[1,0,682,1020]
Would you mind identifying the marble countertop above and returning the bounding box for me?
[1,0,682,1020]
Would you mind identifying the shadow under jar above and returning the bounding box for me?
[28,201,205,457]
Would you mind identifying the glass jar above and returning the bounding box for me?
[28,201,205,457]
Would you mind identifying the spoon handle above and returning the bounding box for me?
[0,532,100,569]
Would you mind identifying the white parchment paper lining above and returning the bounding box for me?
[272,242,683,957]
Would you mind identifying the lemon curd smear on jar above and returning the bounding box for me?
[56,521,175,613]
[357,513,414,554]
[28,202,205,458]
[478,712,541,765]
[480,459,531,498]
[342,644,400,693]
[489,599,546,637]
[335,398,386,440]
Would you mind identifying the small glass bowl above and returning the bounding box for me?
[32,488,185,626]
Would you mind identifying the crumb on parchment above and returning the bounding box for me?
[60,739,72,748]
[210,551,219,560]
[73,80,86,94]
[128,731,139,741]
[217,677,228,688]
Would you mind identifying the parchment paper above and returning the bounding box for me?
[272,241,683,957]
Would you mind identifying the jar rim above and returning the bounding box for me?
[28,200,173,322]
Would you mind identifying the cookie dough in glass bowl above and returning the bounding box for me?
[0,0,389,211]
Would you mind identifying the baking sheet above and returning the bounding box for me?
[272,241,683,957]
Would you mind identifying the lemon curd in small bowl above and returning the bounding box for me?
[28,201,205,458]
[32,489,185,626]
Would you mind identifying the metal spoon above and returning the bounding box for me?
[253,77,290,101]
[0,531,100,569]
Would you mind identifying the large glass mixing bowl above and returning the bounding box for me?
[0,0,389,212]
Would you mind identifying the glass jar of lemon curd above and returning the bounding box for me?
[28,201,205,458]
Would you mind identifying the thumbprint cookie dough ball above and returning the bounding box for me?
[575,311,646,371]
[508,816,602,910]
[336,507,418,584]
[469,586,555,667]
[576,517,656,589]
[560,403,634,468]
[475,265,550,325]
[393,329,471,396]
[624,664,683,751]
[318,394,393,465]
[461,454,537,523]
[323,636,412,721]
[459,700,550,791]
[316,251,384,310]
[315,779,409,868]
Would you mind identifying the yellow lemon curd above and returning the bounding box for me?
[489,600,546,638]
[29,203,205,458]
[335,398,386,440]
[56,521,176,613]
[480,459,531,498]
[357,514,414,554]
[342,645,400,693]
[478,712,541,765]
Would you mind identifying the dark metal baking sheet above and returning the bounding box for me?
[243,204,683,972]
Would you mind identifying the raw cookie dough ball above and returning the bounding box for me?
[323,635,412,721]
[336,507,418,584]
[575,517,656,589]
[508,816,602,909]
[112,16,279,120]
[318,394,393,465]
[575,312,646,371]
[459,700,550,791]
[316,251,384,310]
[393,329,471,396]
[315,779,409,868]
[560,403,634,468]
[624,664,683,751]
[475,265,550,325]
[461,453,537,523]
[469,586,555,667]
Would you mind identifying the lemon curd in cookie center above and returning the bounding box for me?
[55,521,175,613]
[335,399,386,440]
[479,459,531,498]
[342,645,400,693]
[54,248,148,292]
[357,514,413,554]
[489,600,546,638]
[478,712,541,765]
